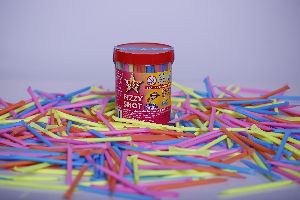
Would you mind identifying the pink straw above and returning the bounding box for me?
[261,122,300,128]
[217,86,240,98]
[101,128,150,136]
[222,113,250,128]
[171,105,187,112]
[280,109,300,117]
[55,99,101,110]
[100,97,111,113]
[175,130,222,148]
[127,151,162,164]
[139,164,196,170]
[273,167,300,184]
[268,161,300,172]
[118,151,128,176]
[0,139,24,148]
[209,148,241,159]
[27,86,45,114]
[21,101,58,118]
[205,76,217,98]
[95,111,115,131]
[2,133,28,147]
[208,107,216,131]
[184,104,210,121]
[66,145,73,185]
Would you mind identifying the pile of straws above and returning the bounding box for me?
[0,77,299,200]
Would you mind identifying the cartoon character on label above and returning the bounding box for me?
[146,92,160,110]
[158,72,167,85]
[161,88,170,107]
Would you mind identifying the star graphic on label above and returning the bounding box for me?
[125,74,143,93]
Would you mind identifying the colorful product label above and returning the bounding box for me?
[115,66,172,124]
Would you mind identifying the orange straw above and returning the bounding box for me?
[260,85,290,99]
[150,129,195,138]
[64,164,88,199]
[146,178,227,190]
[222,151,248,164]
[221,128,253,155]
[0,100,26,115]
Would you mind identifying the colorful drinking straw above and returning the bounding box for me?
[0,77,299,199]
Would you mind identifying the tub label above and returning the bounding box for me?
[115,68,171,124]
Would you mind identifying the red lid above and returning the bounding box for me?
[113,42,174,65]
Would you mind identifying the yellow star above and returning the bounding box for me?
[125,74,143,93]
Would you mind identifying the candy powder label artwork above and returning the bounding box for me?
[115,66,171,124]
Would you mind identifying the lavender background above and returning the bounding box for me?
[1,0,300,102]
[0,0,300,200]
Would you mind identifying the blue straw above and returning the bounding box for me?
[250,136,273,149]
[274,131,291,160]
[88,130,106,138]
[193,90,208,98]
[273,129,300,133]
[241,160,281,181]
[271,145,293,158]
[270,95,300,101]
[234,107,269,122]
[35,122,47,129]
[66,121,72,134]
[114,144,149,152]
[153,138,187,145]
[0,147,62,155]
[251,102,289,110]
[280,159,300,166]
[0,155,83,166]
[242,108,278,115]
[203,77,213,98]
[228,99,272,105]
[22,121,53,147]
[0,121,24,129]
[62,86,91,100]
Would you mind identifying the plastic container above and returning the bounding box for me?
[113,42,175,124]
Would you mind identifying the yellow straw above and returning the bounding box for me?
[248,125,300,156]
[198,135,228,151]
[33,168,93,176]
[55,110,102,127]
[0,175,60,182]
[169,146,210,157]
[30,122,61,139]
[251,152,268,170]
[14,163,52,173]
[220,180,294,196]
[75,136,132,142]
[0,180,70,191]
[143,149,209,156]
[132,155,139,184]
[172,82,207,111]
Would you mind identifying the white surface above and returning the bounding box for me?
[0,173,299,200]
